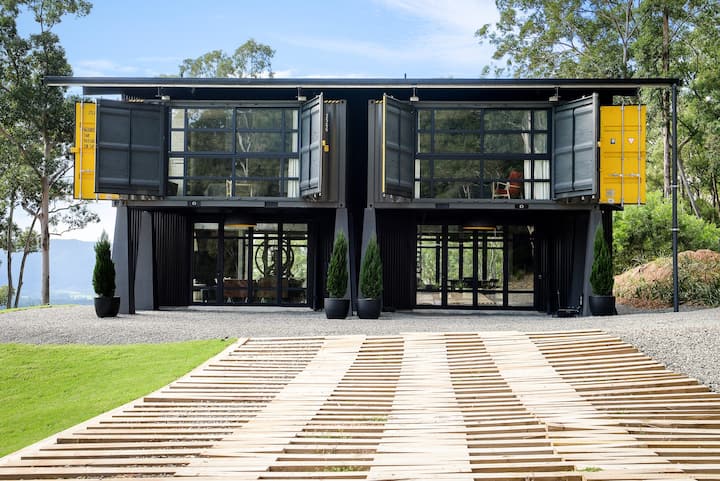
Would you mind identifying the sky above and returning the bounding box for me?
[21,0,500,241]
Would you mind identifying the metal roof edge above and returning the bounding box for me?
[44,76,680,90]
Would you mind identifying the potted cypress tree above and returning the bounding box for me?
[93,231,120,318]
[588,225,616,315]
[357,236,382,319]
[324,231,349,319]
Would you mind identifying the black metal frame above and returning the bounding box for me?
[168,104,301,198]
[190,219,310,307]
[415,223,535,310]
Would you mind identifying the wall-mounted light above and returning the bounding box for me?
[548,86,560,103]
[410,87,420,102]
[296,87,307,102]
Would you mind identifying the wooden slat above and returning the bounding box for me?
[3,330,720,480]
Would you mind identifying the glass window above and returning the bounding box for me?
[485,110,530,131]
[171,109,184,129]
[168,157,184,177]
[187,157,233,177]
[170,131,184,152]
[167,105,300,198]
[415,107,551,200]
[188,131,233,152]
[187,109,232,129]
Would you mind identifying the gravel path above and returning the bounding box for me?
[1,304,719,391]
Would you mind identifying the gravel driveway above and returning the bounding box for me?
[1,304,718,391]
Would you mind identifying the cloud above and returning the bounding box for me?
[73,59,140,77]
[374,0,497,32]
[277,1,498,78]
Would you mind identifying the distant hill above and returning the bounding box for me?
[0,239,96,306]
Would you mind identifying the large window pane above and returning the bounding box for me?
[435,133,481,153]
[236,132,294,153]
[485,110,530,130]
[186,180,228,197]
[187,109,232,129]
[534,110,548,130]
[431,159,482,179]
[434,110,482,131]
[484,133,529,154]
[187,157,232,177]
[188,131,233,152]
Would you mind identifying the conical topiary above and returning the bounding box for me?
[590,225,614,296]
[326,231,348,298]
[93,231,116,297]
[359,236,382,299]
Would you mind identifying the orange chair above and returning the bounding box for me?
[493,169,523,199]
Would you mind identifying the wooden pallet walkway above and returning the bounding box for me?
[3,330,720,480]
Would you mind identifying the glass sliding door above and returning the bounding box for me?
[192,220,308,306]
[415,223,534,309]
[507,225,535,307]
[192,223,220,304]
[223,223,252,304]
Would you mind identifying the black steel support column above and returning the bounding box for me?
[672,84,679,312]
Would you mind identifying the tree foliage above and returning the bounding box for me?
[613,191,720,272]
[179,39,275,78]
[326,232,348,298]
[359,236,382,299]
[92,231,115,297]
[0,0,98,305]
[590,225,614,296]
[477,0,720,217]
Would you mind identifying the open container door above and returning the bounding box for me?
[95,99,166,196]
[299,93,325,197]
[382,94,416,198]
[553,94,599,200]
[599,104,647,205]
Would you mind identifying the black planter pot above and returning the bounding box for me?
[357,298,382,319]
[588,295,616,316]
[94,296,120,318]
[324,298,349,319]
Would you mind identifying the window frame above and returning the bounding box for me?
[414,104,552,201]
[167,102,302,199]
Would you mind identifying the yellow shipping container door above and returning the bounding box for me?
[70,102,117,200]
[599,105,647,205]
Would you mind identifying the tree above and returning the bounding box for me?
[0,0,98,305]
[590,225,614,296]
[476,0,642,78]
[476,0,712,204]
[179,39,275,78]
[613,191,720,272]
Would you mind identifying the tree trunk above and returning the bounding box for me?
[14,214,38,308]
[5,200,14,310]
[41,174,50,305]
[662,7,671,197]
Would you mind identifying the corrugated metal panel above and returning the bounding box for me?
[536,214,588,313]
[553,95,598,199]
[377,214,416,310]
[599,105,647,205]
[153,212,190,306]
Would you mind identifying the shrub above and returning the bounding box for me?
[615,250,720,307]
[326,231,348,298]
[614,191,720,273]
[359,236,382,299]
[590,225,614,296]
[92,231,116,297]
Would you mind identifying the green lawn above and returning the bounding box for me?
[0,339,235,457]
